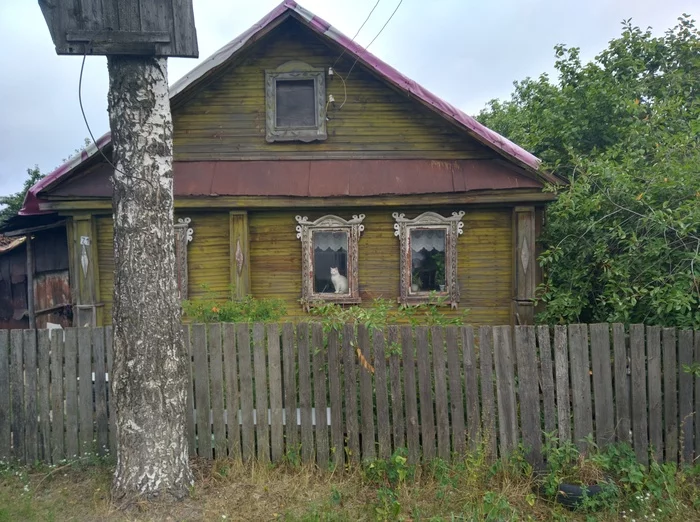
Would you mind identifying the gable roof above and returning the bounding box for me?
[21,0,556,216]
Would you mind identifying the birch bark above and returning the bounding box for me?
[107,56,193,502]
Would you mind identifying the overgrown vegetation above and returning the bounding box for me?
[182,290,287,323]
[0,166,44,225]
[478,15,700,328]
[1,441,698,521]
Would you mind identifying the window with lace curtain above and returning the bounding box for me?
[295,214,365,308]
[393,211,465,308]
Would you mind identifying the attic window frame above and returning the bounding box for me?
[265,61,327,143]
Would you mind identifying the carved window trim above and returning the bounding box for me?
[174,217,194,300]
[265,60,327,143]
[296,214,365,309]
[393,211,465,308]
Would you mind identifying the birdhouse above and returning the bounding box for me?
[38,0,198,57]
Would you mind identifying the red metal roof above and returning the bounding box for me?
[22,0,548,216]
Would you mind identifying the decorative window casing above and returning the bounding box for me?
[296,214,365,309]
[393,211,465,308]
[265,61,327,143]
[174,217,194,300]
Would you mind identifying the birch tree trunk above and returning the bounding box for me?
[107,56,193,502]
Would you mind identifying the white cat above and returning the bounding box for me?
[330,267,348,294]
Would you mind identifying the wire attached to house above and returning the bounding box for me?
[346,0,404,81]
[331,0,383,70]
[78,43,155,188]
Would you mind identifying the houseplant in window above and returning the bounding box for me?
[393,211,465,308]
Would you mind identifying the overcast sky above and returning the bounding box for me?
[0,0,696,198]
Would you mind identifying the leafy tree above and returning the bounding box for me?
[0,166,44,226]
[478,16,700,327]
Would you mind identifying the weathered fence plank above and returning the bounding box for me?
[24,330,38,463]
[536,326,556,436]
[92,328,109,457]
[515,326,541,465]
[182,325,196,457]
[387,326,405,451]
[105,326,115,457]
[282,323,298,453]
[10,330,24,461]
[494,326,517,457]
[63,329,78,459]
[446,326,465,455]
[77,328,92,457]
[223,323,240,459]
[569,324,593,450]
[0,331,10,460]
[630,324,649,465]
[253,323,270,462]
[49,330,65,463]
[415,326,436,461]
[37,329,51,462]
[401,325,420,464]
[612,323,631,444]
[297,323,314,463]
[343,323,360,464]
[267,323,284,462]
[358,325,376,460]
[431,326,450,461]
[209,323,227,459]
[192,324,212,459]
[479,326,496,457]
[678,330,694,463]
[327,328,344,469]
[312,323,329,468]
[373,329,391,460]
[662,328,678,463]
[647,326,662,462]
[237,323,255,460]
[553,325,571,443]
[590,323,614,446]
[462,326,480,451]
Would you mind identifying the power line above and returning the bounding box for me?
[332,0,383,69]
[346,0,404,80]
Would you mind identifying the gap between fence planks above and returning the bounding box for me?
[0,322,697,467]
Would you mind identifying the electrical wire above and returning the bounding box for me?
[331,0,383,69]
[78,43,155,188]
[346,0,404,80]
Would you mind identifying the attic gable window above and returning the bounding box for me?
[266,61,327,143]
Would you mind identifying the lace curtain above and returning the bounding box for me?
[313,231,348,251]
[410,229,446,252]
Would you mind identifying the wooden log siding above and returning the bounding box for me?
[2,323,698,466]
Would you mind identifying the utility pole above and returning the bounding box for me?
[38,0,198,503]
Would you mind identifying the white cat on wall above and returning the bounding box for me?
[330,267,348,294]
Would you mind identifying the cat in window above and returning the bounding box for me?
[330,267,348,294]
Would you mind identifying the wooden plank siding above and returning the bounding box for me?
[172,20,497,162]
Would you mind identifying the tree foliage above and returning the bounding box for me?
[478,16,700,327]
[0,166,44,226]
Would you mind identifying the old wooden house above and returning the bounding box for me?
[9,1,561,326]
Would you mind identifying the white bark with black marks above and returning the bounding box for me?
[107,56,193,502]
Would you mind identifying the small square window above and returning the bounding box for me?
[296,214,365,309]
[266,61,327,142]
[394,211,465,308]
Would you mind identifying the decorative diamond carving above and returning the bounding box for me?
[521,237,530,274]
[235,239,244,276]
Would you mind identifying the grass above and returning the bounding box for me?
[1,446,699,521]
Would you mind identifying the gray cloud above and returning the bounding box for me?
[0,0,696,197]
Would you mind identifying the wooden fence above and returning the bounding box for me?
[0,323,698,467]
